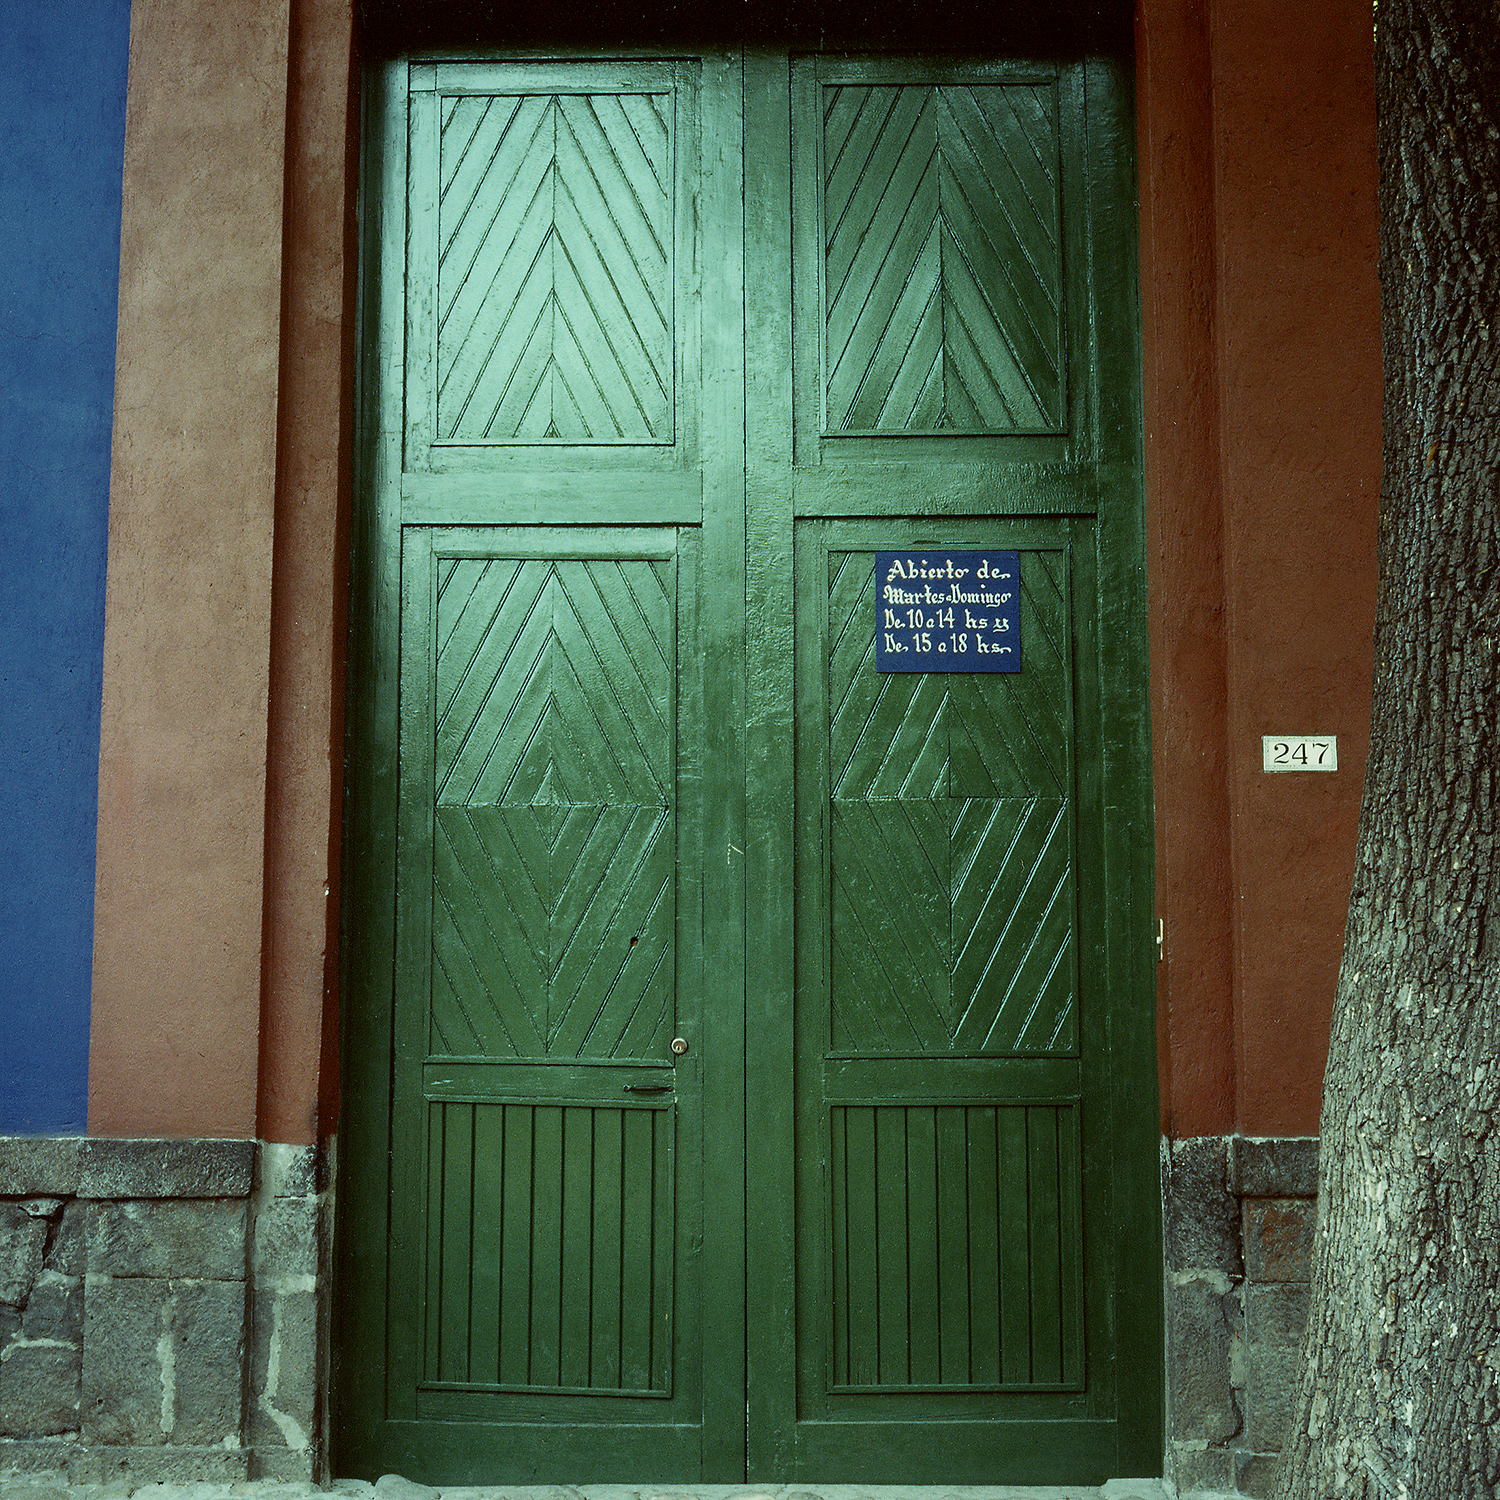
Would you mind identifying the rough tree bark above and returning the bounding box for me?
[1273,2,1500,1496]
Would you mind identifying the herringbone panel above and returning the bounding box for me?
[822,83,1063,434]
[429,556,675,1059]
[437,92,672,442]
[827,549,1076,1055]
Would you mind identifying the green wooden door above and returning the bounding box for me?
[337,47,1159,1488]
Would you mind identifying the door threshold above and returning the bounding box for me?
[342,1483,1170,1500]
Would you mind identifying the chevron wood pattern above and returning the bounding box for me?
[822,83,1063,434]
[429,555,675,1059]
[827,549,1076,1055]
[436,91,672,443]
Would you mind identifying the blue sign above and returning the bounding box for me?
[875,550,1021,673]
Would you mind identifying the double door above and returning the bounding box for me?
[336,48,1159,1486]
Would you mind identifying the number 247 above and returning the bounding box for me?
[1271,740,1331,765]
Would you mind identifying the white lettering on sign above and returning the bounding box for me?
[875,550,1020,673]
[1262,735,1338,772]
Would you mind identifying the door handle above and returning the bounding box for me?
[623,1083,673,1094]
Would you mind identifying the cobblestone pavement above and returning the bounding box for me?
[0,1480,1173,1500]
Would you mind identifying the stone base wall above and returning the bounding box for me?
[1164,1135,1319,1498]
[2,1129,1308,1490]
[0,1136,326,1486]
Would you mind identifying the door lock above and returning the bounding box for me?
[671,1036,689,1056]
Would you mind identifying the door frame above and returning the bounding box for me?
[333,37,1161,1486]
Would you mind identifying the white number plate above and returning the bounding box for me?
[1262,735,1337,772]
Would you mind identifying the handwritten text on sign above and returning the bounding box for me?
[875,551,1021,673]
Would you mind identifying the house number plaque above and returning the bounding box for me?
[875,550,1021,673]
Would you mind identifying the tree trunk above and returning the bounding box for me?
[1273,3,1500,1496]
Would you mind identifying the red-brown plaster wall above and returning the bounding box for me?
[1137,0,1238,1138]
[90,0,292,1137]
[1139,0,1381,1137]
[89,0,1379,1145]
[1209,0,1381,1134]
[258,0,358,1146]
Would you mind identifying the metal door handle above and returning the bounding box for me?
[623,1083,673,1094]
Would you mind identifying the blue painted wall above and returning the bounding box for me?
[0,2,131,1133]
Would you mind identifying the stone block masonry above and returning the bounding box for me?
[1163,1136,1318,1499]
[0,1130,1312,1491]
[0,1138,327,1486]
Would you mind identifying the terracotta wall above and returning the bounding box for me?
[86,0,1380,1145]
[90,0,354,1143]
[91,0,292,1138]
[258,0,358,1146]
[1140,0,1382,1137]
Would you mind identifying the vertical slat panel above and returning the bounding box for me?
[529,1104,564,1387]
[649,1105,674,1396]
[498,1103,534,1387]
[619,1104,655,1390]
[1058,1104,1084,1386]
[826,1098,1083,1392]
[965,1104,1001,1385]
[1027,1105,1064,1383]
[874,1107,909,1386]
[468,1104,505,1384]
[559,1106,594,1387]
[421,1099,672,1395]
[438,1103,475,1382]
[591,1107,624,1389]
[423,1104,445,1380]
[904,1105,941,1384]
[829,1107,849,1387]
[997,1104,1032,1384]
[935,1105,972,1384]
[843,1106,879,1385]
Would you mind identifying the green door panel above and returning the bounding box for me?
[428,553,677,1060]
[405,536,690,1415]
[421,1096,673,1396]
[827,1100,1082,1391]
[375,526,709,1474]
[788,521,1096,1479]
[824,546,1078,1057]
[820,80,1065,434]
[338,45,1159,1488]
[434,91,674,444]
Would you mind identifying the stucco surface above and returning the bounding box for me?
[1140,0,1380,1136]
[85,0,1380,1144]
[1138,0,1238,1136]
[90,0,293,1136]
[259,0,358,1145]
[0,0,129,1133]
[1140,0,1374,1134]
[1210,0,1380,1133]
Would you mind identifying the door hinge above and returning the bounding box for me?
[1156,917,1164,963]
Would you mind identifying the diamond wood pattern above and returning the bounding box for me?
[437,92,672,442]
[430,555,675,1059]
[822,83,1063,433]
[827,549,1076,1054]
[828,1103,1081,1390]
